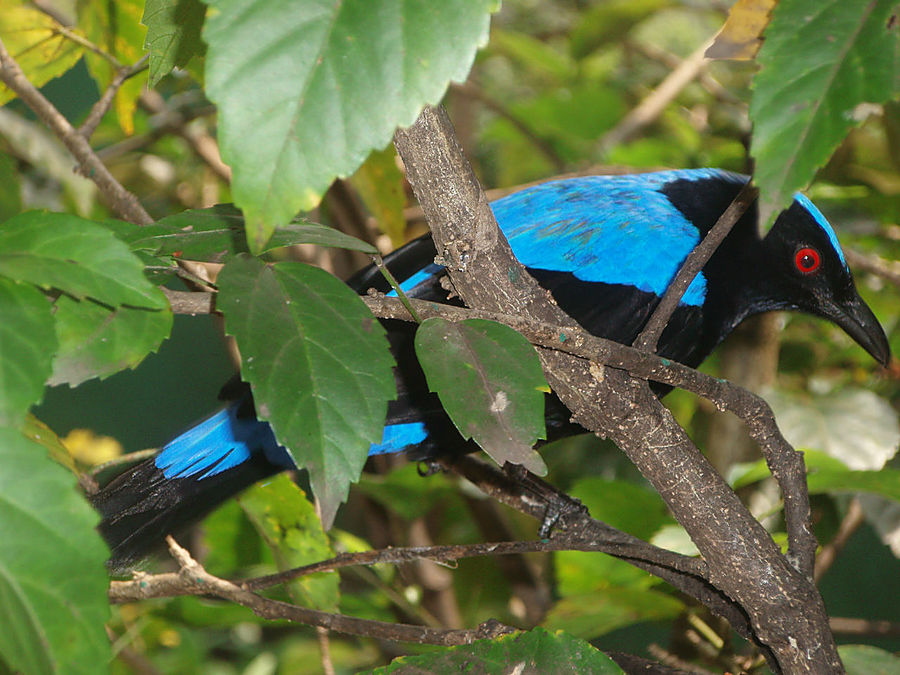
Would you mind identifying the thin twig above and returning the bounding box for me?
[598,36,716,152]
[814,497,865,581]
[845,248,900,288]
[109,537,516,647]
[241,536,703,593]
[633,181,758,352]
[79,54,149,140]
[0,38,152,225]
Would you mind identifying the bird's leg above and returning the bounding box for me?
[502,462,589,538]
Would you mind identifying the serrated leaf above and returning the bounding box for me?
[414,318,548,474]
[77,0,148,134]
[203,0,497,252]
[0,428,110,674]
[0,278,55,427]
[840,644,900,675]
[239,474,339,611]
[705,0,777,60]
[142,0,206,86]
[370,628,624,675]
[543,588,685,640]
[49,294,172,387]
[750,0,900,226]
[767,387,900,470]
[349,146,406,248]
[0,3,85,105]
[0,211,167,309]
[130,205,377,262]
[217,255,395,527]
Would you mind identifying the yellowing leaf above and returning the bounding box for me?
[0,3,84,105]
[705,0,777,60]
[77,0,148,134]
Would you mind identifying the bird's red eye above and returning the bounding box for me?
[794,247,821,274]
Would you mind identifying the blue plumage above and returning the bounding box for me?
[95,167,890,569]
[156,406,285,480]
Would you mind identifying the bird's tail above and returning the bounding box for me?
[93,453,279,572]
[92,403,287,572]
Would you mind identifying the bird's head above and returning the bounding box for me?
[758,194,891,366]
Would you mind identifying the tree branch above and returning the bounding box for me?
[633,181,758,352]
[110,537,515,647]
[392,105,840,673]
[0,38,152,225]
[79,54,149,140]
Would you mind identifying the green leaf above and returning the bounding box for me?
[0,278,55,427]
[414,318,549,474]
[767,387,900,471]
[142,0,206,86]
[203,0,497,251]
[840,644,900,675]
[129,205,376,262]
[49,294,172,387]
[0,428,110,674]
[0,3,85,106]
[370,628,624,674]
[239,474,339,611]
[807,467,900,503]
[0,211,167,309]
[750,0,900,226]
[217,255,395,527]
[543,588,685,640]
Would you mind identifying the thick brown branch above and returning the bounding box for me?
[0,38,152,225]
[393,105,840,673]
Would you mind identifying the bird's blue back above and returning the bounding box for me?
[158,169,852,479]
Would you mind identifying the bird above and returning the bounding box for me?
[93,168,891,570]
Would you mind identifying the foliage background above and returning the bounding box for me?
[2,0,900,672]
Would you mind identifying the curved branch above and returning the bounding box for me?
[0,38,152,225]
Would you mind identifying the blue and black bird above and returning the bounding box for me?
[94,169,891,569]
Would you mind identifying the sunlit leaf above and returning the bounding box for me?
[0,3,84,105]
[240,474,339,611]
[204,0,498,251]
[77,0,148,134]
[705,0,777,60]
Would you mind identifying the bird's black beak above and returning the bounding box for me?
[821,292,891,366]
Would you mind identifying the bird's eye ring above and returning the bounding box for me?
[794,247,821,274]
